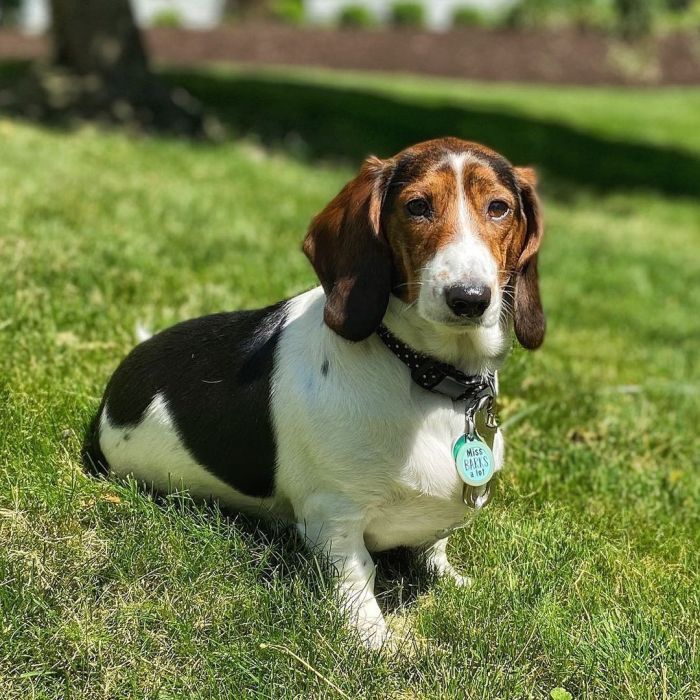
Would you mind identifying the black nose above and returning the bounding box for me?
[445,285,492,318]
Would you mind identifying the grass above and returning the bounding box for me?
[1,64,699,698]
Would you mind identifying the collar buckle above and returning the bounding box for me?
[410,360,481,401]
[410,358,493,403]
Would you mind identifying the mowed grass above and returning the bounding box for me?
[1,65,699,699]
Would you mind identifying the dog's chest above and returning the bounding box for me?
[277,348,481,546]
[363,489,472,551]
[273,289,502,548]
[361,407,478,550]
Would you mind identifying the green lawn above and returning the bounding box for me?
[1,65,699,699]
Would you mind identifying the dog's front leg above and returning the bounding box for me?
[296,510,387,649]
[423,536,471,587]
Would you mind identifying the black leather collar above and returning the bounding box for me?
[376,324,497,403]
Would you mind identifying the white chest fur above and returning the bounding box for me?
[271,288,505,551]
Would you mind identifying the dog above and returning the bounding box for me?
[86,137,545,648]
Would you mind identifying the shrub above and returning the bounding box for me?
[500,0,616,32]
[338,5,376,28]
[614,0,658,38]
[271,0,305,25]
[570,0,617,31]
[501,0,552,28]
[0,0,21,26]
[151,9,182,29]
[664,0,693,10]
[657,0,700,31]
[688,0,700,25]
[452,6,489,28]
[391,2,426,28]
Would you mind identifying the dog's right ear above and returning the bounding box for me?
[303,156,394,341]
[513,167,546,350]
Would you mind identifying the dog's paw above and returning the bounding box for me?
[427,553,472,587]
[357,616,390,650]
[444,569,472,588]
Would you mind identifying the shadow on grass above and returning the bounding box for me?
[86,448,432,615]
[234,513,433,612]
[217,511,434,614]
[3,60,699,198]
[169,69,700,199]
[0,60,25,84]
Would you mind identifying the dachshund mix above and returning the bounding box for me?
[87,137,545,647]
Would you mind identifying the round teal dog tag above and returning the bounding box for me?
[453,434,495,487]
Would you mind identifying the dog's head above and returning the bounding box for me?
[303,137,545,350]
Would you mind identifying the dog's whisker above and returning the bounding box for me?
[401,299,420,314]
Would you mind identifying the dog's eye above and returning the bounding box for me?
[406,198,430,218]
[487,200,510,220]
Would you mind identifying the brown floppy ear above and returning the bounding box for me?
[513,167,546,350]
[303,156,393,341]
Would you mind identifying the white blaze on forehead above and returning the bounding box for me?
[416,150,502,328]
[430,150,489,236]
[447,151,473,234]
[438,151,496,277]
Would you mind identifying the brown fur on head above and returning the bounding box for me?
[304,138,545,348]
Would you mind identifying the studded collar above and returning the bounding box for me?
[376,324,497,403]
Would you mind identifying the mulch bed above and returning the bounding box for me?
[1,23,699,86]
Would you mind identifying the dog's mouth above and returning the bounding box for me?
[409,314,499,341]
[417,301,503,332]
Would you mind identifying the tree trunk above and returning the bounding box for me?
[18,0,212,136]
[50,0,149,80]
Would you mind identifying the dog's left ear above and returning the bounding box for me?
[513,167,546,350]
[303,156,394,341]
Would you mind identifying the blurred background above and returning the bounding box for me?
[0,0,699,133]
[0,1,699,698]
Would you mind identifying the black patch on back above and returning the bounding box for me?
[97,301,288,497]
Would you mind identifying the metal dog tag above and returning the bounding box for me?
[453,432,495,509]
[453,433,495,487]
